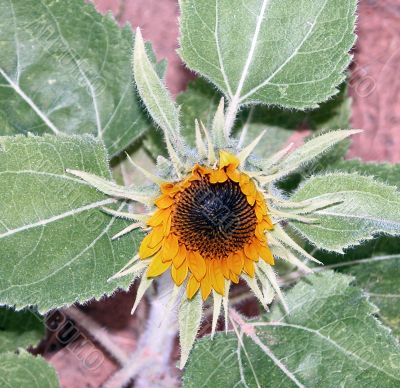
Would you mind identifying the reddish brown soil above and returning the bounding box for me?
[44,1,400,387]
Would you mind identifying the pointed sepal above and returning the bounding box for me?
[179,291,203,369]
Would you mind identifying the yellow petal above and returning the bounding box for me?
[191,164,210,180]
[246,194,256,206]
[147,251,171,277]
[255,205,266,222]
[200,271,212,300]
[139,233,162,259]
[162,234,179,262]
[160,182,181,197]
[148,225,164,248]
[229,271,240,284]
[219,150,240,170]
[262,216,274,230]
[255,223,267,241]
[244,241,259,261]
[187,275,200,299]
[239,173,250,186]
[209,169,228,184]
[260,245,275,265]
[187,251,207,281]
[240,180,257,205]
[155,194,175,209]
[147,208,171,227]
[227,252,244,275]
[243,258,255,277]
[242,179,257,197]
[256,195,267,212]
[220,259,230,279]
[163,212,172,236]
[210,260,225,295]
[171,260,188,286]
[256,191,265,204]
[173,244,187,268]
[226,168,241,182]
[160,182,174,194]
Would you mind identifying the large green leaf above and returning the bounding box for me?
[184,272,400,387]
[0,135,138,312]
[0,351,59,388]
[179,0,357,109]
[290,173,400,252]
[0,0,161,157]
[0,308,44,353]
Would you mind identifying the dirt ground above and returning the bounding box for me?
[43,1,400,386]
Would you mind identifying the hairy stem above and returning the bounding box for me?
[224,95,240,138]
[103,276,179,388]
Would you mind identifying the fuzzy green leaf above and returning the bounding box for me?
[290,173,400,253]
[335,255,400,337]
[0,308,44,353]
[0,351,59,388]
[184,272,400,387]
[0,0,162,157]
[0,135,138,312]
[179,0,357,109]
[328,159,400,186]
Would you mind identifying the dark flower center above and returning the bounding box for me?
[172,176,257,259]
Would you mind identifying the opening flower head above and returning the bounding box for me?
[141,150,275,300]
[67,29,361,368]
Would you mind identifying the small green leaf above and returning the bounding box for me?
[0,308,44,353]
[290,173,400,252]
[179,0,357,109]
[0,0,162,156]
[133,28,181,145]
[266,129,361,179]
[184,272,400,387]
[0,351,59,388]
[0,135,139,312]
[179,292,203,369]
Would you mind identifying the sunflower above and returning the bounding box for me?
[66,28,360,368]
[140,149,275,300]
